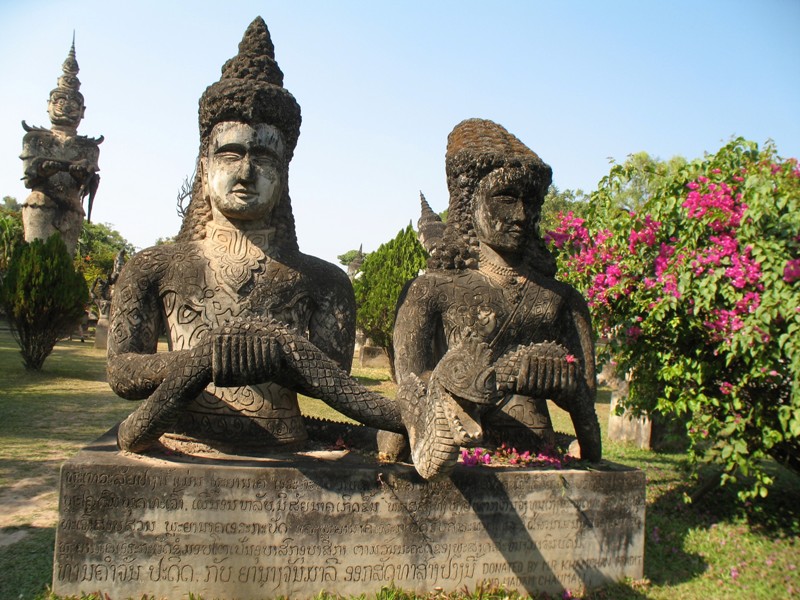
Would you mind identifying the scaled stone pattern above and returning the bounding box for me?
[53,430,645,599]
[20,40,102,256]
[394,119,602,479]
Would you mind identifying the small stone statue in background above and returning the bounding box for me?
[90,249,126,349]
[392,118,602,479]
[20,39,102,256]
[108,18,403,454]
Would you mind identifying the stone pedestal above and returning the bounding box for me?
[93,316,109,350]
[53,428,645,599]
[359,345,390,369]
[607,382,652,449]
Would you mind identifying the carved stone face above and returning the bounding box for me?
[204,121,286,223]
[47,91,84,128]
[473,168,541,255]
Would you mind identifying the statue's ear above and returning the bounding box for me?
[199,156,208,187]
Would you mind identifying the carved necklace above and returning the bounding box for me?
[479,250,532,347]
[205,223,273,294]
[478,250,529,289]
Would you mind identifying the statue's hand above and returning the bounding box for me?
[68,161,91,178]
[211,321,282,387]
[495,341,582,399]
[39,159,64,176]
[516,352,580,398]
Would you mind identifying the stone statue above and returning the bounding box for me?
[20,39,102,256]
[90,249,126,349]
[107,18,403,454]
[392,118,602,479]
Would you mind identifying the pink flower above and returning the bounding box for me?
[626,325,643,341]
[461,448,491,467]
[720,382,734,395]
[565,354,576,364]
[784,258,800,283]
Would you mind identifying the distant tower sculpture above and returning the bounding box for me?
[347,244,365,279]
[20,37,102,256]
[416,191,445,254]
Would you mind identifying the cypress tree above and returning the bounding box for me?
[1,234,89,370]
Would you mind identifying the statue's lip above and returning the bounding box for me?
[231,187,257,198]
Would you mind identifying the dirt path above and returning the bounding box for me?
[0,442,80,546]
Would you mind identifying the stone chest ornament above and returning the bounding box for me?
[20,38,102,256]
[107,17,404,454]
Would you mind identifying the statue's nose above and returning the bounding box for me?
[237,155,256,180]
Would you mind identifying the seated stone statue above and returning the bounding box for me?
[20,40,102,256]
[392,118,602,479]
[108,18,402,453]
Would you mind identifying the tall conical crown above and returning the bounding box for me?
[199,17,301,158]
[51,37,83,102]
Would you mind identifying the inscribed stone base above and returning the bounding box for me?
[53,428,645,599]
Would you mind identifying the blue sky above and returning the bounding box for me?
[1,1,798,267]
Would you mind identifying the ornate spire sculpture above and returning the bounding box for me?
[417,191,445,253]
[19,37,102,255]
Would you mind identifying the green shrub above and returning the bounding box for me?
[547,139,800,500]
[353,224,428,380]
[1,234,89,370]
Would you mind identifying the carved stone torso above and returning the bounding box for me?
[112,225,352,450]
[20,128,100,254]
[393,267,586,449]
[401,269,570,363]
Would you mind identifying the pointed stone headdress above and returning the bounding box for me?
[51,38,84,104]
[199,17,301,158]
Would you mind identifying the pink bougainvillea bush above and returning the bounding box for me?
[547,139,800,499]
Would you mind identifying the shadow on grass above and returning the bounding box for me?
[353,374,390,387]
[0,525,55,600]
[688,463,800,537]
[641,458,800,590]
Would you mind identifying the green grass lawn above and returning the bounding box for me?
[0,326,798,600]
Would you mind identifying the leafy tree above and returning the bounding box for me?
[2,195,22,213]
[352,224,428,380]
[1,235,89,370]
[74,221,135,289]
[337,249,361,267]
[548,139,800,500]
[541,186,588,235]
[0,197,23,281]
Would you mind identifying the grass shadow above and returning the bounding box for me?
[0,525,55,600]
[353,374,390,387]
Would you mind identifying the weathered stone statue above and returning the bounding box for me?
[108,18,402,453]
[90,249,126,349]
[392,118,602,479]
[20,39,102,256]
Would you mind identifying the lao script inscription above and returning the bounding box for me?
[53,431,644,598]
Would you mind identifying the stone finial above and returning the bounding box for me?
[199,16,301,158]
[55,36,82,97]
[220,16,283,86]
[417,191,445,253]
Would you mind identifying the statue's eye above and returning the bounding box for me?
[215,151,243,163]
[492,194,518,205]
